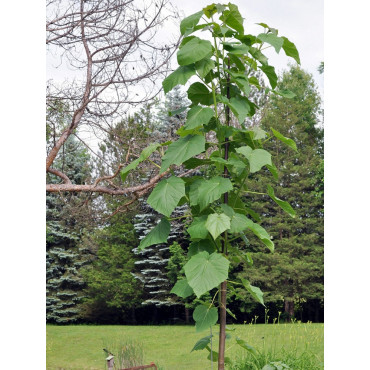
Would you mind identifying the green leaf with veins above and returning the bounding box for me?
[195,58,215,78]
[229,213,250,233]
[160,135,205,173]
[271,127,297,151]
[267,185,296,218]
[147,176,185,217]
[187,216,209,240]
[193,305,218,332]
[219,3,244,34]
[138,218,170,250]
[184,105,214,130]
[191,335,213,352]
[236,146,272,173]
[180,11,203,36]
[185,251,230,297]
[177,37,213,66]
[228,95,251,123]
[244,218,274,252]
[259,65,278,89]
[195,176,233,210]
[162,65,196,94]
[282,36,301,64]
[240,278,265,306]
[188,239,216,258]
[257,33,284,53]
[205,213,231,240]
[187,82,214,105]
[170,278,194,298]
[223,43,249,55]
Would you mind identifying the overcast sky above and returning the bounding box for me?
[47,0,324,98]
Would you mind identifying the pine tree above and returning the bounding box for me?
[236,65,324,321]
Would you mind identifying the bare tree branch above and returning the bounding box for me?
[46,0,181,195]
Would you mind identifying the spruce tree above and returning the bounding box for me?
[236,65,324,321]
[46,137,93,323]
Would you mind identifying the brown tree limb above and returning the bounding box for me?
[47,168,72,184]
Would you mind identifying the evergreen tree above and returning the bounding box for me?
[80,216,143,324]
[236,65,324,321]
[132,202,188,310]
[46,137,93,323]
[132,87,191,316]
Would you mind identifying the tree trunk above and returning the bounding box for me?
[185,306,190,324]
[284,299,295,321]
[131,307,137,325]
[218,56,230,370]
[218,281,227,370]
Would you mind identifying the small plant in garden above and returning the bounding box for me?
[121,2,300,369]
[103,338,144,369]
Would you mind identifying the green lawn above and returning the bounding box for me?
[46,322,323,369]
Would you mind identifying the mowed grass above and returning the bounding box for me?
[46,322,323,370]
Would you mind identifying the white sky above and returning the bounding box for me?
[47,0,324,97]
[171,0,324,95]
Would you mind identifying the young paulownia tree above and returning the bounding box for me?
[122,3,300,369]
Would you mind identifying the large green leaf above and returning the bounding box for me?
[170,278,194,299]
[187,216,209,240]
[187,82,213,105]
[160,135,205,173]
[223,42,249,55]
[177,37,213,66]
[282,36,300,64]
[184,105,214,130]
[193,305,218,332]
[228,71,250,95]
[257,33,284,53]
[259,65,278,89]
[191,335,213,352]
[271,127,297,152]
[162,65,196,94]
[241,278,265,306]
[219,3,244,34]
[147,176,185,217]
[227,95,251,123]
[138,218,170,250]
[195,58,215,78]
[229,212,250,234]
[188,240,216,258]
[120,143,160,182]
[205,213,231,240]
[249,47,268,65]
[184,251,230,297]
[194,176,233,210]
[267,185,296,218]
[244,218,274,252]
[180,11,203,36]
[236,146,272,173]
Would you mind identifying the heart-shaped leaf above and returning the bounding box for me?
[184,251,230,297]
[138,218,170,250]
[147,176,185,217]
[170,279,194,299]
[193,304,218,332]
[205,213,231,240]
